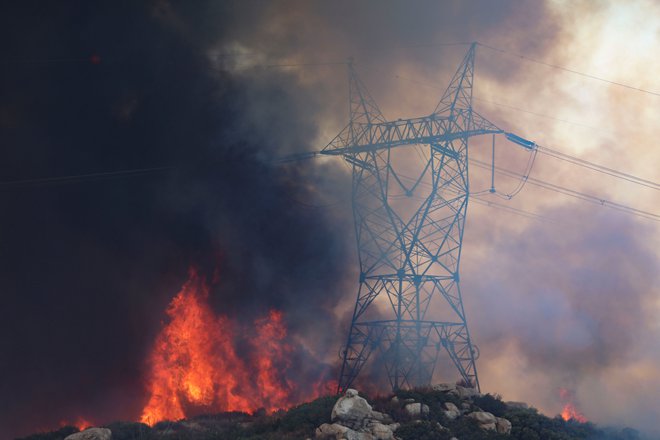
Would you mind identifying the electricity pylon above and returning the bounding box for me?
[322,43,514,393]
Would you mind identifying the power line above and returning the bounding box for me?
[394,74,610,133]
[397,173,556,223]
[536,145,660,191]
[477,42,660,98]
[274,150,660,221]
[0,166,174,188]
[470,196,556,223]
[394,74,660,191]
[470,158,660,222]
[260,61,347,68]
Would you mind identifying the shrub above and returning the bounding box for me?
[473,393,507,417]
[16,426,78,440]
[103,421,151,440]
[275,395,336,433]
[448,417,508,440]
[397,420,453,440]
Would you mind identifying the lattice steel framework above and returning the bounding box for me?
[323,43,505,392]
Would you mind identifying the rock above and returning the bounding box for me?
[433,383,457,393]
[316,423,375,440]
[403,398,416,404]
[315,423,376,440]
[467,411,497,431]
[496,417,512,434]
[467,411,496,424]
[316,423,350,438]
[404,402,429,418]
[347,432,374,440]
[456,386,479,399]
[443,410,458,420]
[318,389,397,440]
[64,428,112,440]
[371,410,393,424]
[390,396,399,404]
[461,402,471,410]
[369,422,394,440]
[331,389,375,430]
[443,402,460,420]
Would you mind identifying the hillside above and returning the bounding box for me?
[20,386,641,440]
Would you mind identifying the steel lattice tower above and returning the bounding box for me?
[322,43,508,393]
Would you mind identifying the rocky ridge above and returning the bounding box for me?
[314,384,511,440]
[20,385,643,440]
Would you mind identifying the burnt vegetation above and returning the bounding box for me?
[19,390,641,440]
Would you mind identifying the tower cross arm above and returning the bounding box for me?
[321,112,504,156]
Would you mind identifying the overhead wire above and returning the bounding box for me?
[393,74,660,191]
[489,147,538,200]
[536,145,660,191]
[274,148,660,222]
[476,42,660,98]
[397,173,556,223]
[0,166,174,189]
[470,196,556,223]
[395,74,612,134]
[469,158,660,222]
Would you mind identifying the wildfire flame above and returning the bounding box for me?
[559,388,587,423]
[140,267,329,426]
[59,417,93,432]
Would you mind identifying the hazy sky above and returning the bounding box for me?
[1,1,658,437]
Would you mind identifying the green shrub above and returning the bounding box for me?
[102,421,151,440]
[397,420,453,440]
[16,426,78,440]
[473,393,507,417]
[275,395,336,433]
[448,416,508,440]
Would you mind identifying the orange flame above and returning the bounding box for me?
[559,388,587,423]
[140,267,329,426]
[59,417,93,431]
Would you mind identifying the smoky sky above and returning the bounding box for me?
[3,0,658,438]
[466,204,657,373]
[0,1,354,438]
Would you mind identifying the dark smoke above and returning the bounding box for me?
[0,1,353,437]
[0,0,599,437]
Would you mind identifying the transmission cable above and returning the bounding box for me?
[470,158,660,222]
[476,42,660,98]
[275,150,660,221]
[536,145,660,191]
[0,166,174,189]
[394,74,660,191]
[398,174,557,223]
[490,147,538,200]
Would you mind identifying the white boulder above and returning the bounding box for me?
[443,402,461,420]
[64,428,112,440]
[404,402,429,418]
[368,422,395,440]
[331,389,375,430]
[496,417,512,434]
[433,383,457,393]
[467,411,497,431]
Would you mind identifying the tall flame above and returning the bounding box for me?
[140,267,329,426]
[559,388,587,423]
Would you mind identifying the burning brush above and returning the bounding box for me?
[140,267,333,425]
